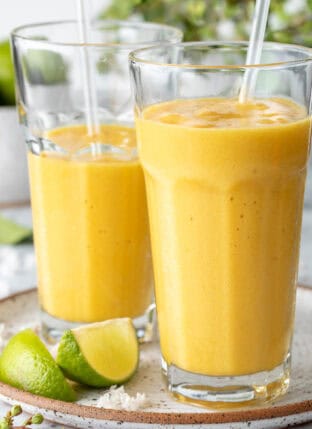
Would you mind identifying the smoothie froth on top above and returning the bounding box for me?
[143,97,306,128]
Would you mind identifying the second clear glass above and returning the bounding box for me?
[11,20,183,342]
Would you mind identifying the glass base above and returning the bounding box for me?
[162,354,290,408]
[41,303,156,344]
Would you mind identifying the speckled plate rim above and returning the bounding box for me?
[0,287,312,425]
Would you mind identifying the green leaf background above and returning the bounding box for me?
[101,0,312,45]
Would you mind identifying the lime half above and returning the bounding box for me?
[56,318,139,388]
[0,329,76,402]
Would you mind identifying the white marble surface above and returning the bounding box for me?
[0,205,312,428]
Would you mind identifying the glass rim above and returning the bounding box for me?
[129,41,312,70]
[11,19,183,48]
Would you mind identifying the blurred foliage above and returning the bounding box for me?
[100,0,312,46]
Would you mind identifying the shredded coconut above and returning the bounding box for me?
[97,386,149,411]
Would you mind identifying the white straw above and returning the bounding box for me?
[76,0,100,136]
[239,0,271,103]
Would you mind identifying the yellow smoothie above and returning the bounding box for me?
[28,125,152,323]
[136,98,310,376]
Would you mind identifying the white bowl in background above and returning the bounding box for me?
[0,107,29,205]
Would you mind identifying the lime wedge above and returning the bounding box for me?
[56,318,139,388]
[0,329,76,402]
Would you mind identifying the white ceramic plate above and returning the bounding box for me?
[0,288,312,428]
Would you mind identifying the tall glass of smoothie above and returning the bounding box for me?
[130,42,312,405]
[11,21,182,342]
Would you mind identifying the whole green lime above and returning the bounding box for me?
[0,329,76,402]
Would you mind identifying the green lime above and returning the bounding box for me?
[0,329,76,402]
[0,40,15,105]
[56,318,139,388]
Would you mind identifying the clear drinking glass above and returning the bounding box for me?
[11,20,182,342]
[130,42,312,405]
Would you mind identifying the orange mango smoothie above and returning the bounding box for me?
[28,125,152,323]
[136,98,310,376]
